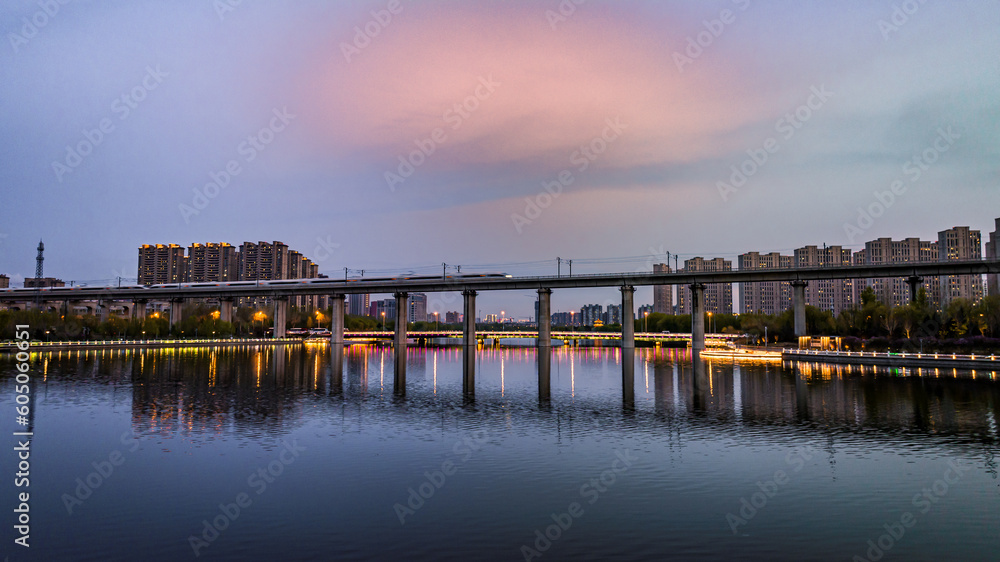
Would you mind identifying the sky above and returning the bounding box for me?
[1,0,998,318]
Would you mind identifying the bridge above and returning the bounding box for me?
[338,330,738,346]
[2,258,997,351]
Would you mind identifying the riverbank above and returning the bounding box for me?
[783,348,1000,370]
[0,338,302,353]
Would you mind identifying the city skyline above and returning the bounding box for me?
[1,1,999,317]
[1,217,998,320]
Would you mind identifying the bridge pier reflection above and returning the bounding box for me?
[394,346,406,397]
[463,348,475,401]
[691,351,709,413]
[795,368,810,421]
[622,347,635,411]
[538,350,551,404]
[329,344,344,394]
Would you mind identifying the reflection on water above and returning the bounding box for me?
[2,344,999,561]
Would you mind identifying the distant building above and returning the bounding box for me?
[484,314,499,323]
[855,237,939,308]
[348,294,370,316]
[677,257,733,314]
[408,293,427,323]
[187,242,238,282]
[652,263,673,314]
[24,277,65,288]
[551,312,573,326]
[369,299,396,320]
[987,218,1000,296]
[637,304,653,319]
[238,241,289,282]
[938,226,984,305]
[0,274,8,289]
[739,252,792,315]
[138,244,187,285]
[605,304,623,325]
[794,245,856,315]
[445,311,461,324]
[580,304,603,326]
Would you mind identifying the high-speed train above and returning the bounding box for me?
[146,272,513,289]
[0,272,513,293]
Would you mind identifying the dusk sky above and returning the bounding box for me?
[2,0,998,317]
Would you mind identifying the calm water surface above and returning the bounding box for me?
[2,344,999,561]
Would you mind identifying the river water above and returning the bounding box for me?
[1,344,998,561]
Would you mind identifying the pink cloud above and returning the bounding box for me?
[298,3,773,175]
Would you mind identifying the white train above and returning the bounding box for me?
[0,272,512,293]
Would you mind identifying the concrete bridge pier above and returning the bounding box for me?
[690,283,706,351]
[330,295,345,345]
[98,302,110,323]
[394,292,408,349]
[219,298,233,324]
[791,281,808,338]
[906,276,923,304]
[462,290,477,347]
[537,288,551,348]
[273,297,288,338]
[132,300,147,321]
[170,298,184,330]
[620,285,635,349]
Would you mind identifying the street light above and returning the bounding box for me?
[381,311,386,331]
[644,311,649,333]
[253,311,266,337]
[708,311,713,334]
[434,311,439,331]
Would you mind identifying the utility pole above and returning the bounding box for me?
[443,263,447,280]
[557,257,561,278]
[568,259,572,277]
